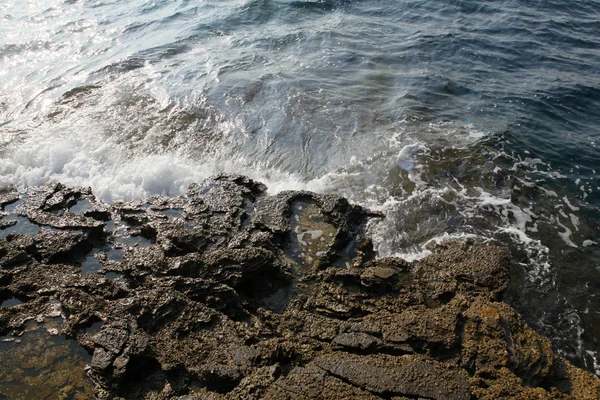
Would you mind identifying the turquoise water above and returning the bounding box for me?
[0,0,599,374]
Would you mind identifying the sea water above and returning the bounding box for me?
[1,0,599,374]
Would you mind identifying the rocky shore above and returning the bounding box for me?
[0,175,599,399]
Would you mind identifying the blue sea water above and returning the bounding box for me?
[0,0,599,374]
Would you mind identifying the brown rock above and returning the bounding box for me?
[1,179,599,400]
[314,353,471,400]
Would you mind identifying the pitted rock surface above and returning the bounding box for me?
[0,176,599,399]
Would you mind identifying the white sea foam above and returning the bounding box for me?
[0,76,342,201]
[0,84,576,296]
[585,351,600,375]
[563,196,580,211]
[387,231,482,262]
[0,123,297,203]
[555,216,578,248]
[395,143,420,174]
[0,135,339,203]
[0,108,567,290]
[364,147,555,286]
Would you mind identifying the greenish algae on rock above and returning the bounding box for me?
[0,175,598,399]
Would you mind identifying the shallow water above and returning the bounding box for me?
[286,200,337,270]
[0,0,599,374]
[0,320,94,399]
[0,297,22,308]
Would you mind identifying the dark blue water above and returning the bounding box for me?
[0,0,599,374]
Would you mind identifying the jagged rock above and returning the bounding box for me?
[91,347,114,373]
[0,192,19,209]
[93,327,129,355]
[332,331,382,351]
[34,229,91,263]
[413,241,510,300]
[0,234,35,268]
[0,177,598,400]
[0,219,17,230]
[461,298,555,386]
[380,301,463,356]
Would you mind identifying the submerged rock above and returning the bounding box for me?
[0,175,598,399]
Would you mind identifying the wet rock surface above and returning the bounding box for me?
[0,175,599,399]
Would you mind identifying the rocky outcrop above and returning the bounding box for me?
[0,176,598,399]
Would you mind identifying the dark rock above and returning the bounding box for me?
[0,219,18,230]
[0,192,19,209]
[91,347,114,373]
[461,298,555,387]
[264,364,329,399]
[25,210,106,231]
[12,184,106,233]
[332,332,382,351]
[34,229,92,263]
[0,234,35,268]
[380,302,462,356]
[414,241,510,300]
[313,353,471,400]
[187,174,265,213]
[359,265,397,292]
[0,177,598,400]
[93,327,129,355]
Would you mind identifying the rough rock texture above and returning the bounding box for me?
[0,176,599,399]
